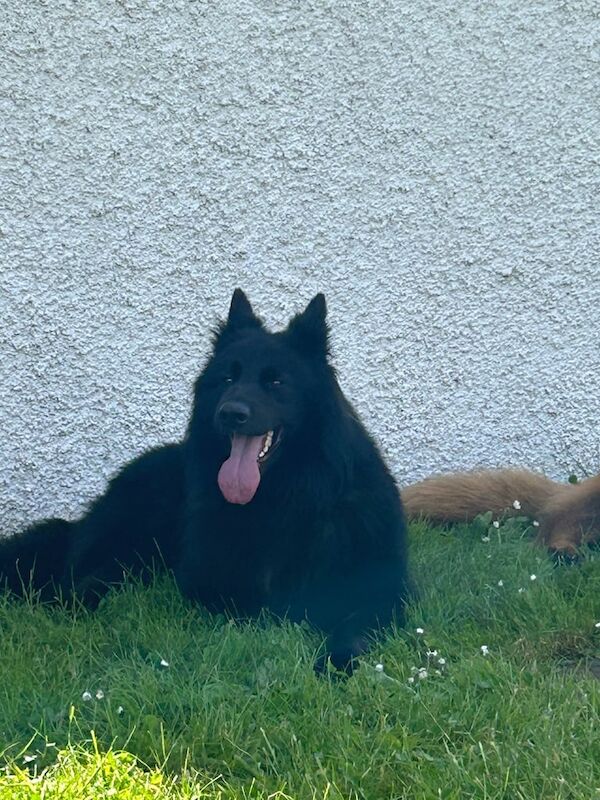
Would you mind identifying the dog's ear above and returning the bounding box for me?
[227,288,262,329]
[285,294,329,357]
[213,289,263,348]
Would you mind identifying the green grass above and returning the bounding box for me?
[1,518,598,799]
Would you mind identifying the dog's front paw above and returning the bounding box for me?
[314,650,358,677]
[314,636,368,677]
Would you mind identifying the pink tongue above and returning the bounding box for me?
[218,433,264,504]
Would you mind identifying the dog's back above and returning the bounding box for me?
[402,469,565,522]
[402,468,599,553]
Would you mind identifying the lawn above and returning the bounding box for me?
[1,517,598,799]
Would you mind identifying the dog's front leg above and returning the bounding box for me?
[306,561,409,676]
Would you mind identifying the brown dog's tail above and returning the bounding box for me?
[402,469,565,523]
[402,469,600,553]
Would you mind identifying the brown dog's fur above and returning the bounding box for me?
[402,469,600,553]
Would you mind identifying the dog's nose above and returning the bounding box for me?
[217,401,251,429]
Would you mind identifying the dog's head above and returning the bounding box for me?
[193,289,333,504]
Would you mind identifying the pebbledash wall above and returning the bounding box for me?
[1,0,599,533]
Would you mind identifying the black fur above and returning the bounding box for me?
[1,291,409,672]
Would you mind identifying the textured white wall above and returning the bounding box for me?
[1,0,599,533]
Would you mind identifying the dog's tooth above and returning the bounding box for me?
[257,431,275,462]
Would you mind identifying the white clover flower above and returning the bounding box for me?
[480,645,489,656]
[408,676,415,684]
[418,668,428,679]
[160,658,170,668]
[530,574,537,581]
[117,705,124,715]
[513,500,521,510]
[532,520,540,527]
[481,535,490,542]
[438,657,446,666]
[518,587,525,594]
[497,580,504,587]
[416,627,424,635]
[492,520,500,529]
[82,691,92,702]
[595,622,600,629]
[426,649,438,658]
[375,663,384,673]
[95,689,105,700]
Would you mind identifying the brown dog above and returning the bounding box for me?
[402,470,600,554]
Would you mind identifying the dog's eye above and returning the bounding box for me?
[223,362,241,385]
[262,369,282,388]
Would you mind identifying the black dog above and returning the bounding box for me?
[1,290,410,672]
